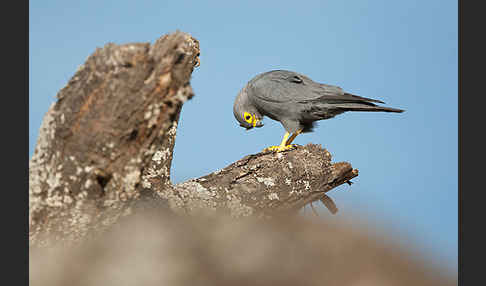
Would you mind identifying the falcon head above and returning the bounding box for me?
[233,86,264,130]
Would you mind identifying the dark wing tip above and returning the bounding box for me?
[382,107,405,113]
[344,93,386,104]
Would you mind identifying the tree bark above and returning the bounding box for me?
[161,145,357,218]
[29,31,358,246]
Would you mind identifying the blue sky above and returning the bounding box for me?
[30,0,457,273]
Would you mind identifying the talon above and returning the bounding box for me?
[263,146,280,152]
[263,144,296,153]
[263,130,302,153]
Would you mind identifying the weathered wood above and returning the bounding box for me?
[29,31,358,246]
[29,31,200,244]
[158,144,357,218]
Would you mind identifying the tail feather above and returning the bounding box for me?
[311,91,405,113]
[332,94,404,113]
[335,105,404,113]
[314,93,387,106]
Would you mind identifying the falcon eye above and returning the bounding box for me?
[243,112,253,123]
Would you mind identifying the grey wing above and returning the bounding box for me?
[248,70,385,105]
[247,70,337,103]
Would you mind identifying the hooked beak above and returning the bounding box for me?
[240,123,253,131]
[239,117,263,130]
[240,122,263,131]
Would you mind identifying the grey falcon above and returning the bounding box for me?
[233,70,404,152]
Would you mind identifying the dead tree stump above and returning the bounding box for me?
[29,31,358,246]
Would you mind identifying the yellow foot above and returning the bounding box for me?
[263,144,297,153]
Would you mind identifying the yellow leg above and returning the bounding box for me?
[279,132,290,148]
[263,132,298,153]
[286,129,302,145]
